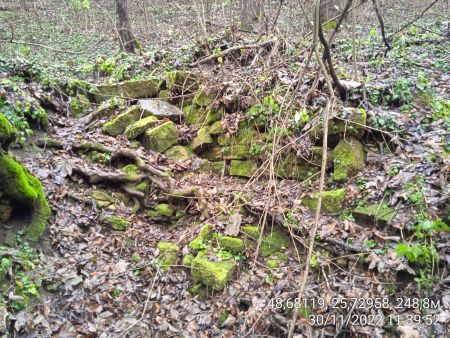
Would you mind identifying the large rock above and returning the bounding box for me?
[332,137,365,181]
[184,106,222,125]
[164,145,193,162]
[103,106,151,136]
[222,146,250,160]
[138,99,184,122]
[157,241,180,272]
[302,189,346,213]
[191,250,236,290]
[94,78,160,102]
[142,121,179,153]
[124,116,159,140]
[0,155,51,240]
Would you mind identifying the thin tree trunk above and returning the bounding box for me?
[116,0,139,54]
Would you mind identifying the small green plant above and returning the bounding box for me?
[395,243,437,266]
[111,288,122,298]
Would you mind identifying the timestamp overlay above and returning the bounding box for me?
[267,296,442,327]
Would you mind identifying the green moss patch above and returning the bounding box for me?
[261,230,289,257]
[94,78,160,102]
[157,241,180,271]
[222,146,250,160]
[191,250,236,290]
[193,91,214,107]
[229,160,257,178]
[124,116,159,140]
[182,254,195,266]
[353,202,396,226]
[164,145,192,162]
[91,190,115,208]
[166,71,199,93]
[190,127,213,153]
[102,216,131,230]
[332,137,365,181]
[311,108,366,141]
[189,224,213,251]
[302,189,346,213]
[70,94,90,117]
[103,106,148,136]
[142,121,179,153]
[217,235,244,253]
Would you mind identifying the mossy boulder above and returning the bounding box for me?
[124,116,159,140]
[122,165,148,195]
[70,94,90,117]
[311,108,366,144]
[353,202,396,227]
[166,71,199,93]
[94,78,160,102]
[164,145,192,162]
[191,127,213,153]
[189,224,213,251]
[302,189,346,213]
[156,241,180,271]
[229,160,257,178]
[103,106,150,136]
[217,235,244,253]
[191,250,236,290]
[142,121,179,153]
[0,155,50,240]
[185,106,223,125]
[332,137,365,181]
[222,146,250,160]
[155,204,174,217]
[102,216,131,230]
[0,114,18,150]
[241,225,260,238]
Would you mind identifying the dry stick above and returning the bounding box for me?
[189,40,275,67]
[371,0,391,52]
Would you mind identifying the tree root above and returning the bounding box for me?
[71,164,145,184]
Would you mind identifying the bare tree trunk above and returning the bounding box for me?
[115,0,139,54]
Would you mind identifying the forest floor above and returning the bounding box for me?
[0,11,449,338]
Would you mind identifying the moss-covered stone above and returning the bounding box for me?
[91,190,115,208]
[182,254,195,266]
[191,250,236,290]
[0,114,18,150]
[332,137,365,181]
[211,161,225,175]
[157,241,180,271]
[142,121,179,153]
[302,189,346,213]
[102,216,131,230]
[164,145,192,162]
[124,116,159,140]
[191,127,213,153]
[311,108,367,142]
[94,78,160,102]
[229,160,257,178]
[103,106,149,136]
[158,90,170,102]
[0,155,50,240]
[266,259,280,268]
[189,224,213,251]
[217,235,245,253]
[184,105,222,125]
[193,91,214,107]
[222,146,250,160]
[166,71,199,93]
[70,94,90,117]
[353,202,396,226]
